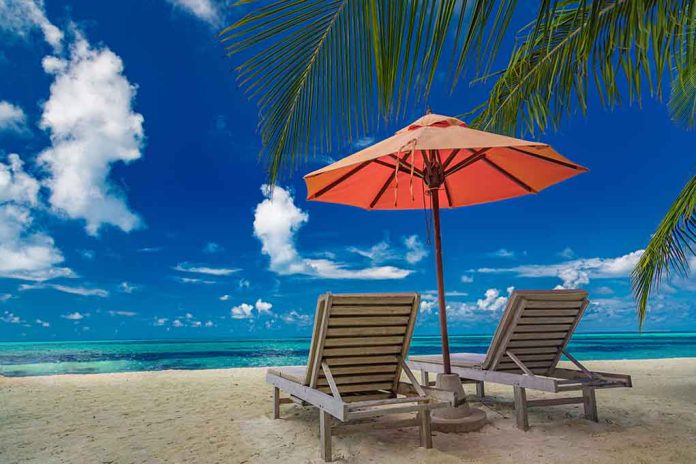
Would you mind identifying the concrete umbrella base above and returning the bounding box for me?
[431,373,488,433]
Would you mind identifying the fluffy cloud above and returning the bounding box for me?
[404,235,428,264]
[230,302,254,319]
[35,318,50,327]
[476,250,644,289]
[420,288,513,319]
[0,154,72,281]
[39,32,144,236]
[0,0,63,51]
[219,294,230,301]
[461,274,474,284]
[174,262,240,276]
[166,0,220,26]
[0,101,27,133]
[230,299,274,319]
[253,186,412,280]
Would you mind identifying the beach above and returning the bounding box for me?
[2,358,695,463]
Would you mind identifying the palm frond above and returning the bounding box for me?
[469,0,696,136]
[632,175,696,329]
[669,51,696,129]
[221,0,541,184]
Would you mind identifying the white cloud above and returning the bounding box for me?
[20,283,108,297]
[404,235,428,264]
[108,310,137,317]
[174,262,240,276]
[476,250,644,289]
[0,154,72,281]
[39,32,144,236]
[488,248,515,258]
[420,299,436,314]
[0,0,63,51]
[219,294,230,301]
[138,247,161,253]
[35,318,50,327]
[203,242,223,254]
[238,278,250,289]
[166,0,220,26]
[61,311,86,320]
[204,320,214,327]
[231,302,254,320]
[230,299,274,319]
[253,185,412,280]
[0,293,12,302]
[119,281,137,294]
[173,276,216,285]
[0,101,27,133]
[279,310,311,326]
[461,274,474,284]
[172,319,184,327]
[1,310,23,324]
[476,287,513,312]
[255,299,272,314]
[154,317,168,326]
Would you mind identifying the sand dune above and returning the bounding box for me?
[2,358,696,463]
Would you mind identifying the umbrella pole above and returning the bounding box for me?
[430,190,452,375]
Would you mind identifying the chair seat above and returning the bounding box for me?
[410,352,485,368]
[268,365,307,385]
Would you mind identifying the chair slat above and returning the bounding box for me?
[329,364,398,376]
[317,374,395,386]
[323,345,403,357]
[523,300,584,309]
[518,316,577,324]
[326,326,407,337]
[330,306,413,316]
[325,355,399,366]
[327,316,410,327]
[324,336,404,347]
[511,332,568,340]
[522,309,580,317]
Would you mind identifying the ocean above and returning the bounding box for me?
[1,332,695,377]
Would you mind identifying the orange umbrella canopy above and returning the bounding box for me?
[304,113,587,209]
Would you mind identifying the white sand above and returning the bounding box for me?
[2,358,696,463]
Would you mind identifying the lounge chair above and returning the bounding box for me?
[267,292,455,461]
[408,290,632,430]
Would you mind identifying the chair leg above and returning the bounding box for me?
[419,409,433,449]
[272,387,280,419]
[476,381,485,398]
[582,387,598,422]
[421,369,429,386]
[513,386,529,431]
[320,409,333,462]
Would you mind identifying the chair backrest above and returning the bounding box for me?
[305,292,420,402]
[483,290,588,375]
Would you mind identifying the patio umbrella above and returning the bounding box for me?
[304,113,587,374]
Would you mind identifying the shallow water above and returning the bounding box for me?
[1,332,695,377]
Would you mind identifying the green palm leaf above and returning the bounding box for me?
[220,0,539,183]
[632,175,696,329]
[469,0,696,136]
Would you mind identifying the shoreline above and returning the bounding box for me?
[1,356,696,379]
[2,358,696,463]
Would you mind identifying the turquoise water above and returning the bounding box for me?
[1,333,695,377]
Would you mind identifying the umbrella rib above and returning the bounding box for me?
[507,146,586,170]
[387,154,425,177]
[441,148,461,169]
[309,161,372,199]
[482,157,537,193]
[373,159,424,178]
[369,152,413,209]
[443,178,453,207]
[444,151,487,176]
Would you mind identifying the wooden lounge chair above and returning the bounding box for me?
[408,290,632,430]
[267,292,454,461]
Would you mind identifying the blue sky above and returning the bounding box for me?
[0,0,694,342]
